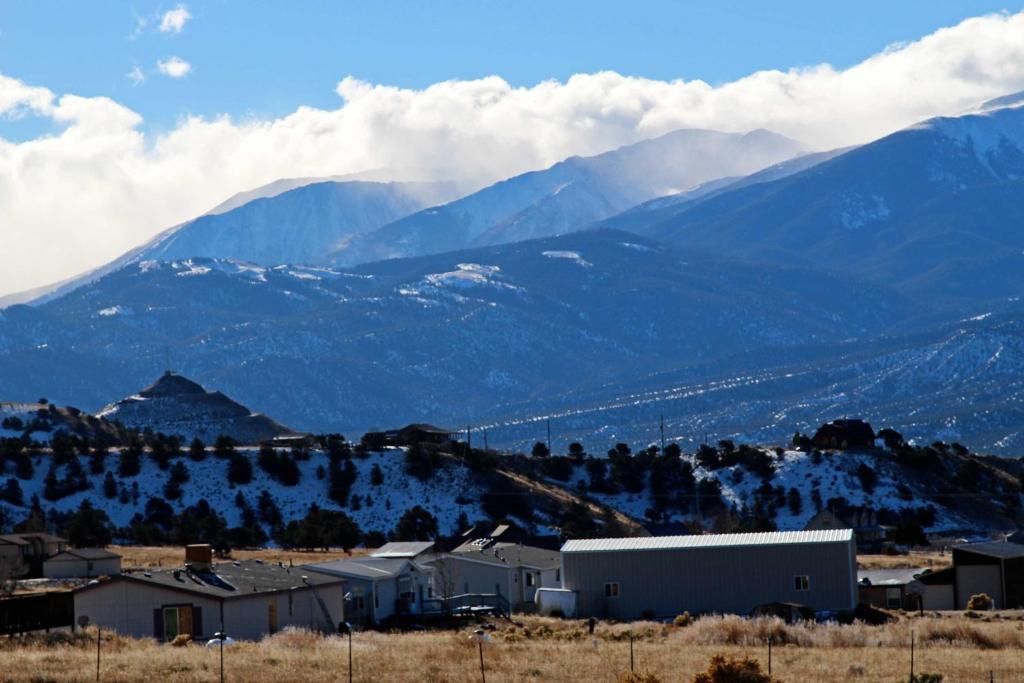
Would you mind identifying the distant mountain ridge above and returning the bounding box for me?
[620,103,1024,309]
[328,128,807,265]
[98,371,297,444]
[0,229,912,442]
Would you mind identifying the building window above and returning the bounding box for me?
[555,569,560,583]
[604,582,620,598]
[526,572,535,587]
[794,575,810,591]
[374,593,380,609]
[163,607,180,641]
[288,591,294,617]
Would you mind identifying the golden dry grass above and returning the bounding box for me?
[856,550,950,570]
[3,614,1024,682]
[112,545,368,570]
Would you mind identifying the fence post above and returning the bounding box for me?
[629,635,635,672]
[767,636,772,680]
[909,629,914,682]
[96,626,101,682]
[478,638,486,683]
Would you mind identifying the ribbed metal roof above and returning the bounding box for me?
[561,529,854,553]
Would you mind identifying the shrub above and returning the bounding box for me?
[967,593,993,611]
[618,673,662,683]
[673,612,692,628]
[692,656,771,683]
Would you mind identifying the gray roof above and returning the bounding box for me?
[370,541,434,558]
[303,556,420,580]
[955,541,1024,559]
[49,548,121,561]
[0,533,67,546]
[858,568,926,586]
[76,560,342,599]
[562,529,854,554]
[451,543,560,570]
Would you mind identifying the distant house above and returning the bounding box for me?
[424,543,562,613]
[368,541,436,559]
[303,545,434,626]
[812,419,876,450]
[951,541,1024,609]
[74,545,345,641]
[804,508,891,553]
[915,566,955,610]
[0,533,67,578]
[43,548,121,579]
[445,521,560,553]
[857,568,924,610]
[360,424,455,451]
[559,530,858,619]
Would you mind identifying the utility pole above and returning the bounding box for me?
[546,419,551,455]
[483,428,488,452]
[659,415,665,452]
[466,425,471,451]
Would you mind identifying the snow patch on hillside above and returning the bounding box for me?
[542,251,593,267]
[0,450,491,538]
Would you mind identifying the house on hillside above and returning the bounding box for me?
[303,544,434,626]
[804,508,892,552]
[361,424,455,451]
[43,548,122,579]
[812,419,876,450]
[557,530,858,619]
[74,545,345,641]
[424,543,562,613]
[951,541,1024,609]
[0,533,67,578]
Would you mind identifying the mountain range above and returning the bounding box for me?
[2,99,1024,454]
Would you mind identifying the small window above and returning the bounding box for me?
[555,569,561,583]
[374,593,380,609]
[794,575,810,591]
[604,582,620,598]
[526,572,535,587]
[288,591,294,617]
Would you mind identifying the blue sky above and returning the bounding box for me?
[1,1,1020,138]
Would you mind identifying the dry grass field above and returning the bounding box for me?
[2,613,1023,682]
[112,545,367,569]
[856,550,950,570]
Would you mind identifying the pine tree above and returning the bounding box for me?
[102,471,118,499]
[370,463,384,486]
[188,438,207,462]
[1,478,23,506]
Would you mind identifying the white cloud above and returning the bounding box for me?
[2,11,1024,298]
[159,5,191,34]
[156,56,191,78]
[127,66,146,86]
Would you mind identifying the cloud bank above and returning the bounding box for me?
[2,11,1024,297]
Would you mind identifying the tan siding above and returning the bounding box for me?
[956,565,1003,609]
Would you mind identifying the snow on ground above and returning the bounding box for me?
[541,250,593,267]
[0,450,490,538]
[422,263,521,292]
[545,449,968,532]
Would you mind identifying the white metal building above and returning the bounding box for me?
[560,529,858,619]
